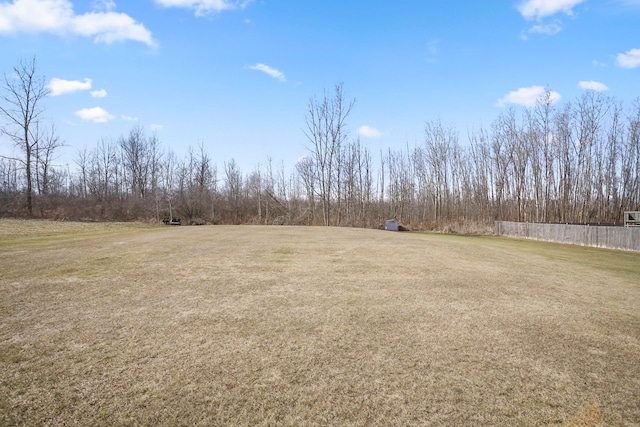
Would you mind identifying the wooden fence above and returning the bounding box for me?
[494,221,640,252]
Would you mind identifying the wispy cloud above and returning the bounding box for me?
[520,20,563,39]
[496,86,561,107]
[611,0,640,8]
[154,0,253,16]
[529,20,562,35]
[91,89,108,98]
[248,63,286,82]
[578,81,609,91]
[616,48,640,69]
[47,77,92,96]
[517,0,585,38]
[91,0,116,11]
[76,107,115,123]
[517,0,586,20]
[0,0,155,46]
[150,124,164,132]
[426,39,440,62]
[121,115,139,122]
[358,125,384,139]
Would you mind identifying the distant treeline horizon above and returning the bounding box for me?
[2,62,639,228]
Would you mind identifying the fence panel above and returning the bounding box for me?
[494,222,640,252]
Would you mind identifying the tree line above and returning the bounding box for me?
[1,60,639,229]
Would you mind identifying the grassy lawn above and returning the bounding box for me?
[1,220,639,426]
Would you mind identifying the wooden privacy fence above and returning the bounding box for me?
[494,221,640,252]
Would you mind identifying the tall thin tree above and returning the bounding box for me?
[303,83,355,226]
[0,57,50,216]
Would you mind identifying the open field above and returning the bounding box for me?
[1,220,639,426]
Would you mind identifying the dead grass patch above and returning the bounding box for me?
[565,400,602,427]
[1,223,639,426]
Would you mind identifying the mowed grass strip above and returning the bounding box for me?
[1,222,639,426]
[0,219,153,247]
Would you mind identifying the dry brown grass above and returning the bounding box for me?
[565,400,602,427]
[1,220,639,426]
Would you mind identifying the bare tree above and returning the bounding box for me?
[528,88,557,222]
[223,159,242,223]
[554,102,574,222]
[422,121,458,222]
[119,125,150,199]
[91,138,118,208]
[304,83,355,226]
[386,147,414,224]
[602,100,624,222]
[0,158,20,214]
[33,123,64,197]
[468,128,492,223]
[159,149,178,220]
[490,112,513,221]
[247,167,263,223]
[573,91,610,223]
[354,139,374,228]
[74,145,90,200]
[341,138,372,227]
[172,145,215,223]
[295,155,316,224]
[0,57,50,216]
[621,99,640,213]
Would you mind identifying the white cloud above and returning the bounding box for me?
[121,115,139,121]
[521,21,562,39]
[578,81,609,91]
[0,0,155,46]
[358,125,384,139]
[73,10,155,45]
[47,77,92,96]
[76,107,115,123]
[616,48,640,69]
[517,0,586,20]
[91,0,116,11]
[248,63,286,82]
[91,89,108,98]
[496,86,561,107]
[154,0,253,16]
[528,21,562,35]
[150,124,163,132]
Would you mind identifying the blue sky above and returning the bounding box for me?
[1,0,639,172]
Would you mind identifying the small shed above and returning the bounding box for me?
[385,219,399,231]
[624,211,640,227]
